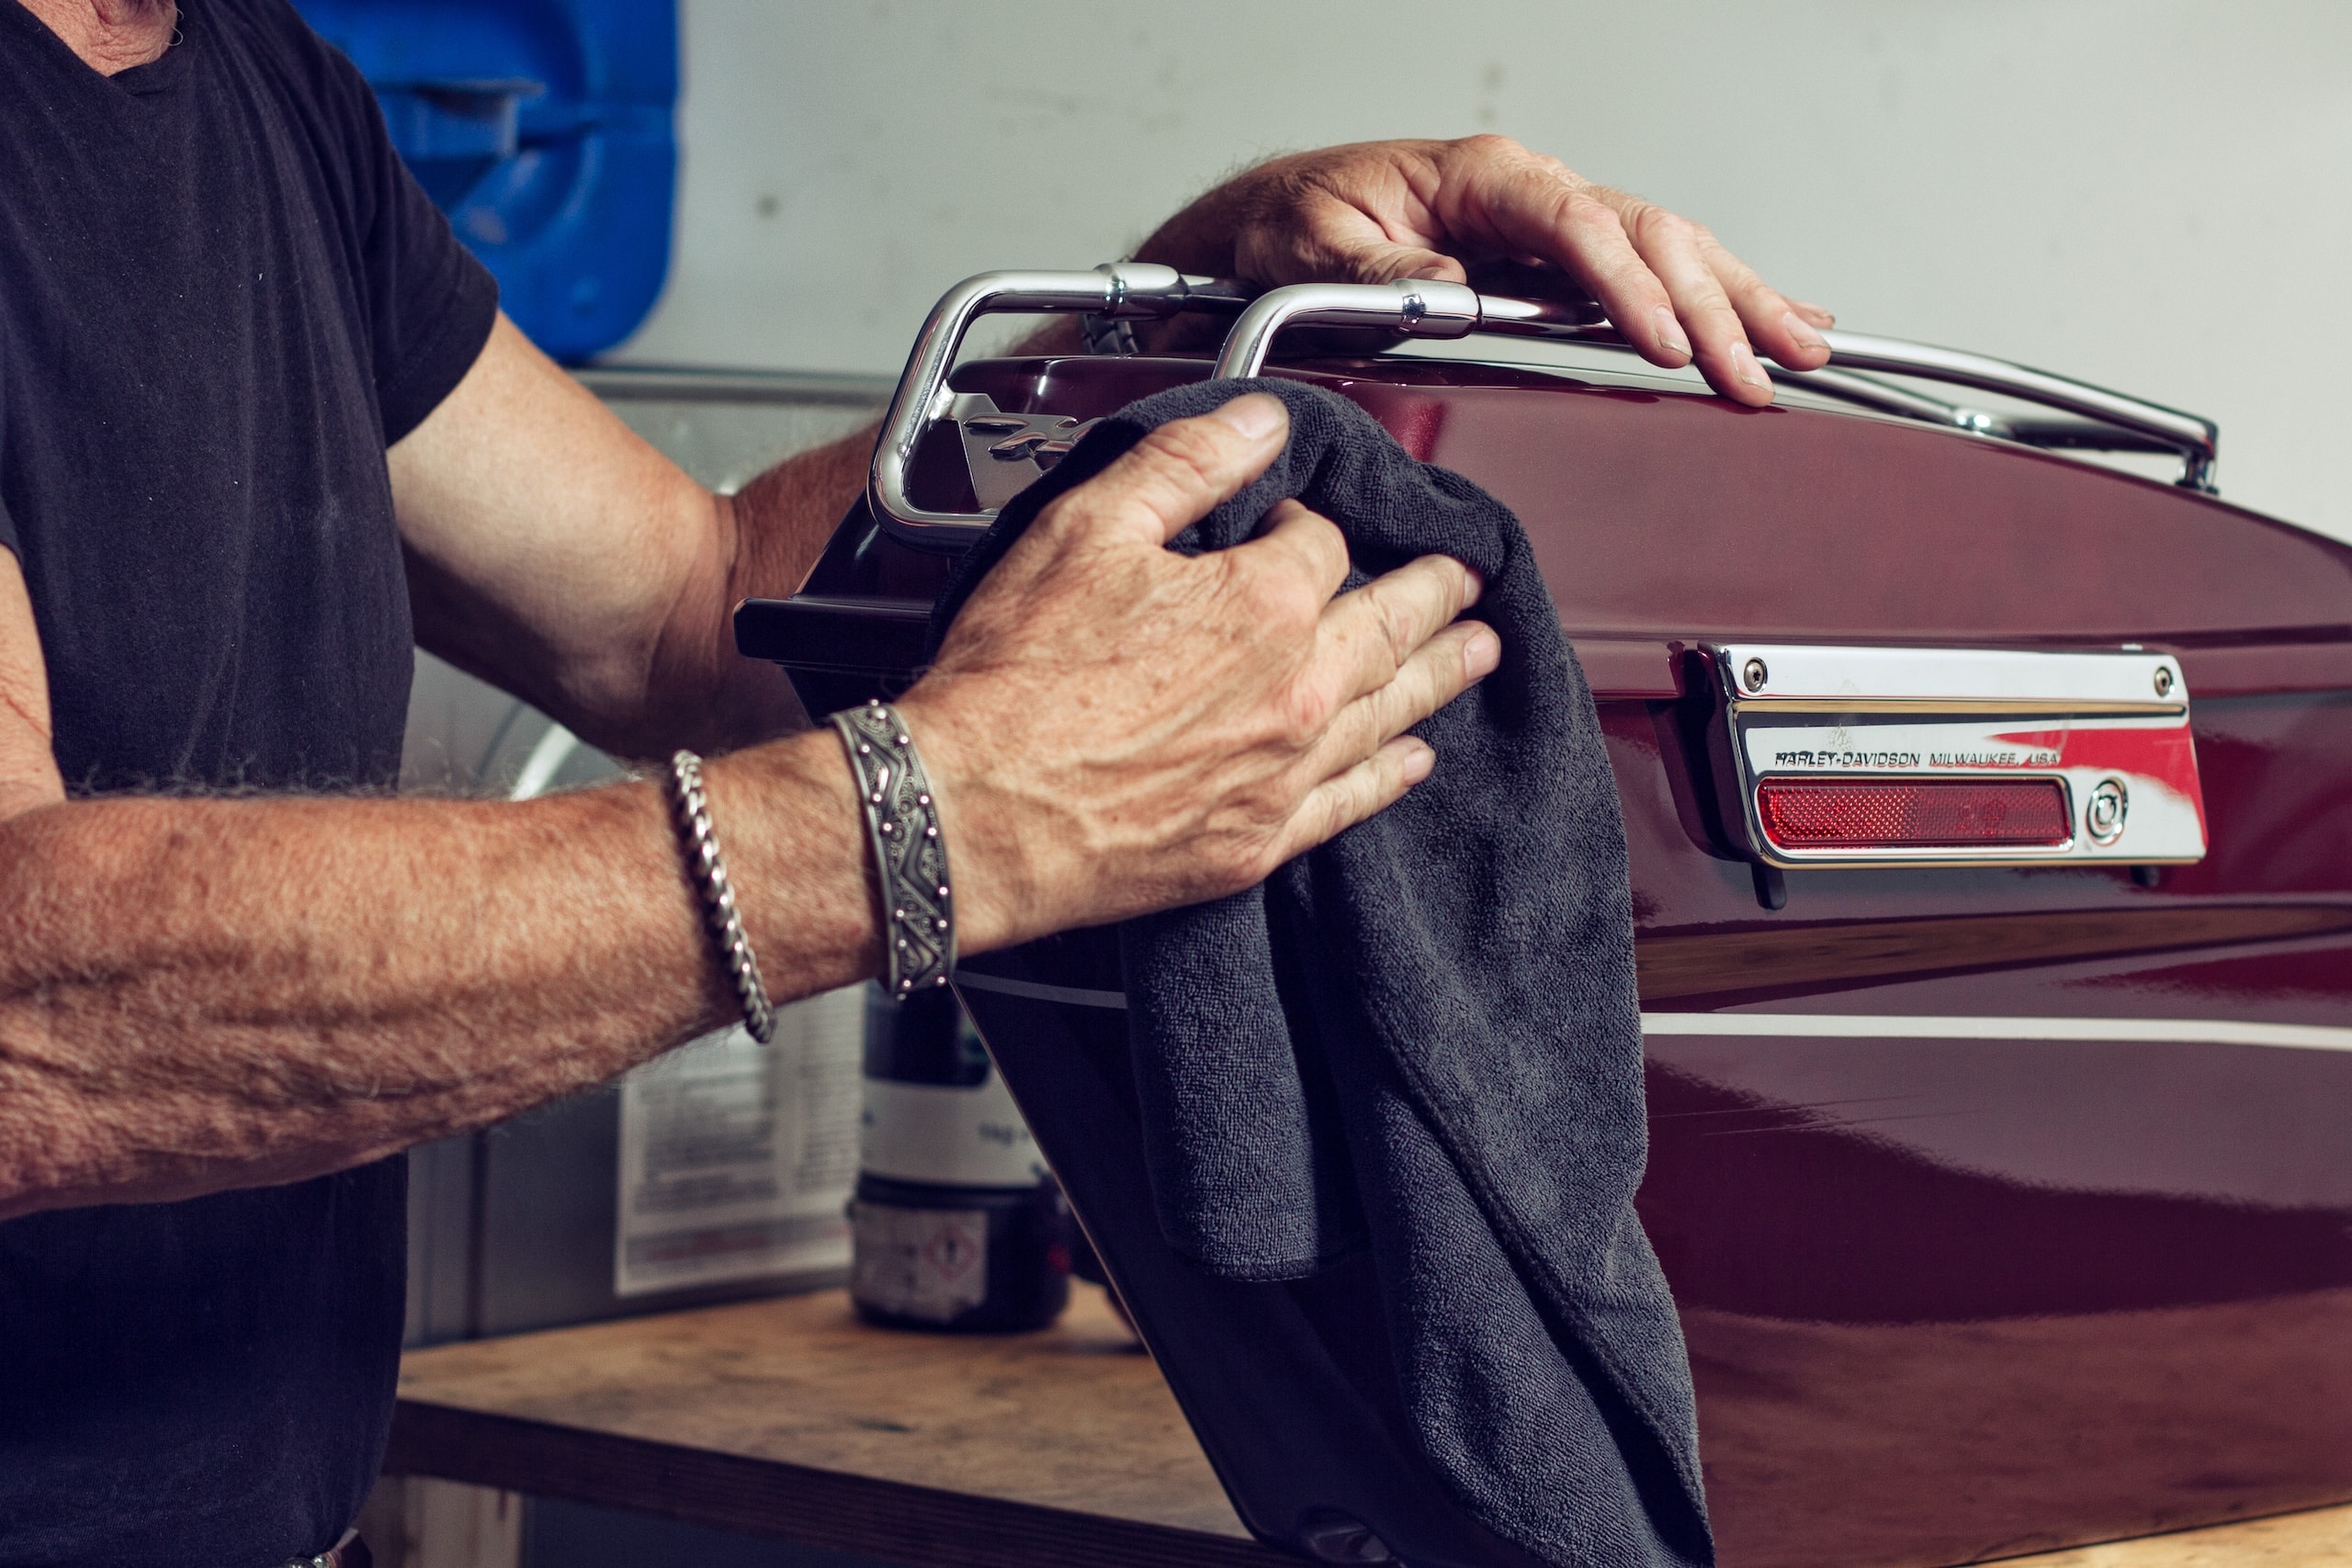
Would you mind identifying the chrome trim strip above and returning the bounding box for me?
[947,990,2351,1051]
[1716,644,2186,714]
[1730,698,2181,716]
[953,970,1130,1010]
[1640,1012,2352,1055]
[1733,699,2183,716]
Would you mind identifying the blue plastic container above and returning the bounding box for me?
[293,0,678,362]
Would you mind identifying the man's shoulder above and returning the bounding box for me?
[205,0,352,58]
[190,0,408,241]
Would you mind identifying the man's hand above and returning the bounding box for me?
[1135,135,1833,407]
[897,393,1496,953]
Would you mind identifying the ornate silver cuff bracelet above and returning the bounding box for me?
[830,700,956,998]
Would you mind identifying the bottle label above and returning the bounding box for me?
[860,1073,1047,1187]
[849,1202,989,1322]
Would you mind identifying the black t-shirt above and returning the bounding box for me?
[0,1,497,1561]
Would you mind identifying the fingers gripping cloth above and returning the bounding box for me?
[928,380,1712,1568]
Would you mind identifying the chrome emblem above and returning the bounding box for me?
[948,394,1100,512]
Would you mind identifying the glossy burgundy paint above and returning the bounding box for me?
[777,351,2352,1567]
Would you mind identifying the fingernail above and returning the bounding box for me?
[1652,306,1691,362]
[1731,342,1769,389]
[1403,742,1436,784]
[1465,626,1502,678]
[1462,565,1487,604]
[1212,393,1286,441]
[1781,310,1827,352]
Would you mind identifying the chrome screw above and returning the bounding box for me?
[2154,665,2175,698]
[2086,778,2129,845]
[1742,657,1769,694]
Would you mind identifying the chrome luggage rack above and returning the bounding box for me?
[874,265,2221,547]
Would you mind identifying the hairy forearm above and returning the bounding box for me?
[548,423,874,761]
[658,424,875,748]
[724,424,874,615]
[0,731,877,1220]
[392,317,875,763]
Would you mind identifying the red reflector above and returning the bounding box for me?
[1756,777,2072,851]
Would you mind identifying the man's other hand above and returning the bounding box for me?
[899,393,1495,954]
[1136,135,1834,407]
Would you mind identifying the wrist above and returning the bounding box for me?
[1127,174,1270,354]
[1129,214,1235,287]
[887,684,1047,957]
[695,729,885,997]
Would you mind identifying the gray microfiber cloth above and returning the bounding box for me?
[927,378,1711,1568]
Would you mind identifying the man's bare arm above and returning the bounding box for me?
[8,131,1827,1217]
[0,399,1491,1219]
[390,314,861,761]
[0,773,869,1221]
[0,563,62,822]
[0,529,879,1218]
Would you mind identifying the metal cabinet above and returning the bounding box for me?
[401,367,885,1346]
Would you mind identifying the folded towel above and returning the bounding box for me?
[929,378,1711,1568]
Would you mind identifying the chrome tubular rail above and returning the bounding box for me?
[870,274,2222,545]
[870,265,1249,544]
[1207,286,1597,376]
[1815,330,2216,491]
[1760,367,2192,458]
[1208,279,1487,375]
[1442,313,2218,493]
[1218,290,2217,493]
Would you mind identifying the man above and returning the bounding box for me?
[0,0,1835,1560]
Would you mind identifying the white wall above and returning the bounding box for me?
[618,1,2352,543]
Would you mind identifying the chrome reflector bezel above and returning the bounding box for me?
[1710,644,2208,869]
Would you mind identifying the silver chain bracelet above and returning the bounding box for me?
[662,750,777,1043]
[830,700,956,998]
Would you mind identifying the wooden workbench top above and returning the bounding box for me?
[387,1287,2352,1568]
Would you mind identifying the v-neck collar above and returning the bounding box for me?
[3,1,195,97]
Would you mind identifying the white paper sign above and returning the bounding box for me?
[613,987,864,1297]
